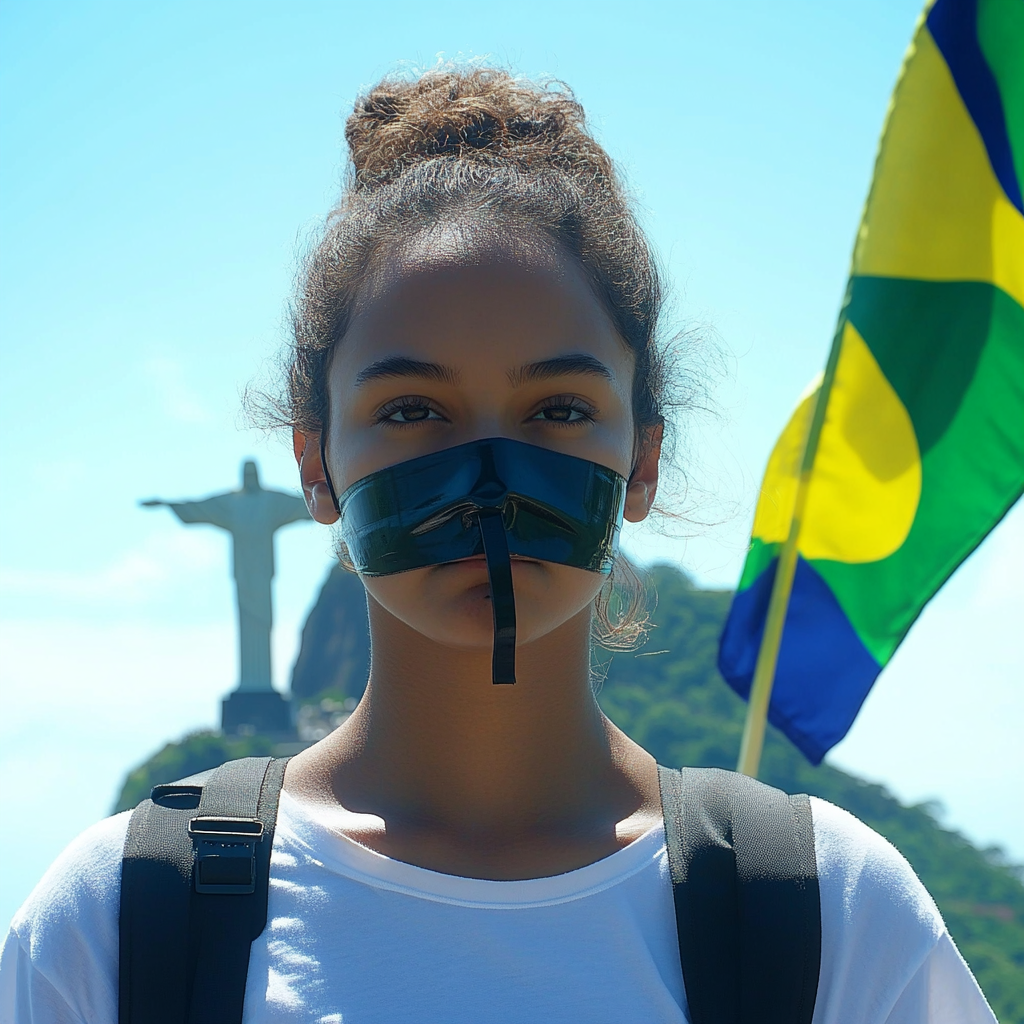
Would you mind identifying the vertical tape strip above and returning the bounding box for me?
[476,508,517,684]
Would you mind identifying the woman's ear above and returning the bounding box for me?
[293,428,340,525]
[624,423,663,523]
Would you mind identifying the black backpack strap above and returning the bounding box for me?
[119,756,289,1024]
[658,765,821,1024]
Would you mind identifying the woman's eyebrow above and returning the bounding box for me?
[509,354,613,386]
[354,356,461,387]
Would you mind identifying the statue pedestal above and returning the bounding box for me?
[222,689,293,736]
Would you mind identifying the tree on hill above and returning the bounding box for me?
[115,563,1023,1021]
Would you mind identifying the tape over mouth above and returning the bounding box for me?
[335,437,627,684]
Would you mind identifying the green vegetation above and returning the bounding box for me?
[115,563,1023,1020]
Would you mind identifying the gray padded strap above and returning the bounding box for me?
[195,757,269,819]
[120,786,197,1024]
[119,756,289,1024]
[187,757,286,1023]
[658,766,821,1024]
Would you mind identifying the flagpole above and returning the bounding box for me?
[736,315,848,778]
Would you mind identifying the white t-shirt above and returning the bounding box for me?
[0,792,995,1024]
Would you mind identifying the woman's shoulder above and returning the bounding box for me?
[1,811,129,1024]
[810,794,944,934]
[809,796,994,1024]
[8,810,129,938]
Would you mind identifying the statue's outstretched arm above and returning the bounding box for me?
[140,495,235,530]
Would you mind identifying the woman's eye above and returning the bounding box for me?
[377,400,445,425]
[531,399,596,425]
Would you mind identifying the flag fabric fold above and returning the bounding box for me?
[719,0,1024,765]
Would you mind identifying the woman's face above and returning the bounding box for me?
[303,231,659,652]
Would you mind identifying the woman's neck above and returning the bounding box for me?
[284,599,662,878]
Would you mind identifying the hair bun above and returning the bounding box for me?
[345,66,610,187]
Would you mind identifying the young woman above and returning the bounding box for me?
[1,67,995,1024]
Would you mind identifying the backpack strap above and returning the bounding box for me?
[119,756,289,1024]
[658,765,821,1024]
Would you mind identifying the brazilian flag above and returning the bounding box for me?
[718,0,1024,765]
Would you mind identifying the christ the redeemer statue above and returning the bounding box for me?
[143,460,309,731]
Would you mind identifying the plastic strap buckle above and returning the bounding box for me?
[188,816,265,895]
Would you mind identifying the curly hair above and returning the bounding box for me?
[285,65,669,650]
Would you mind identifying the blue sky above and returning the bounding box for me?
[1,0,1021,927]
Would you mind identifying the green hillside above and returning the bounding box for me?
[116,564,1023,1021]
[115,730,282,812]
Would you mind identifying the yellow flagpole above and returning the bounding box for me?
[735,315,848,778]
